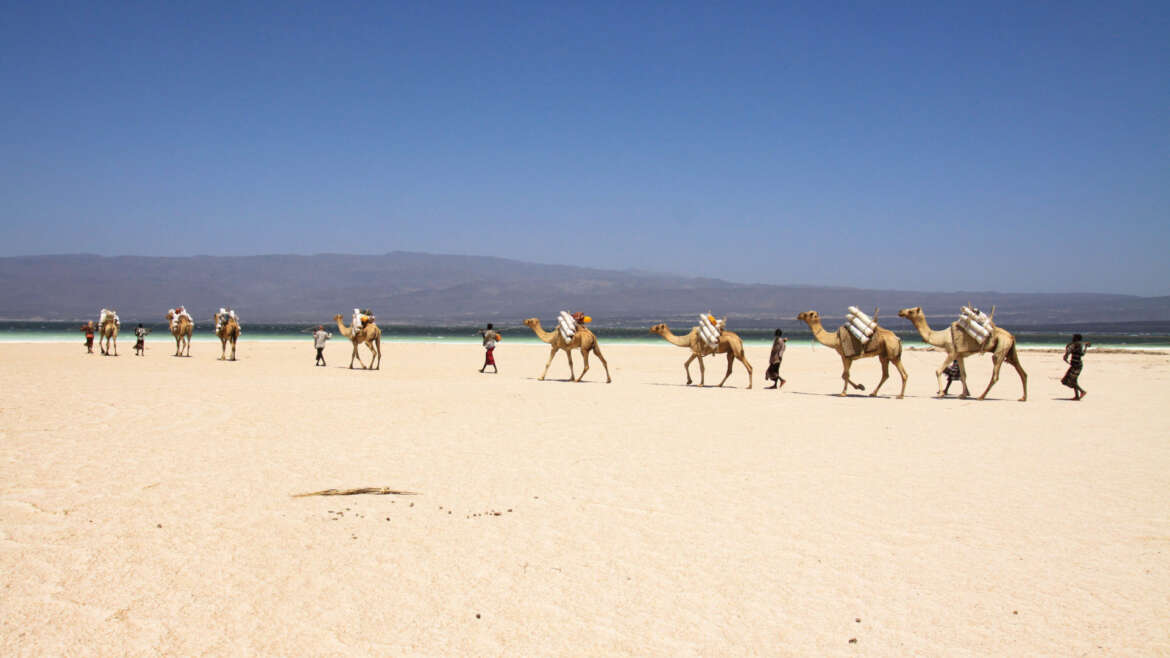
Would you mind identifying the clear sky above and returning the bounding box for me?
[1,1,1167,295]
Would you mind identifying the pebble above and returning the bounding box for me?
[848,638,857,644]
[156,524,162,528]
[475,613,481,619]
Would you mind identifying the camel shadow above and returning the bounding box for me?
[646,382,747,389]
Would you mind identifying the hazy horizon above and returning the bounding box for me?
[2,3,1167,295]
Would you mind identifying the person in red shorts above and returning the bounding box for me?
[478,323,500,373]
[81,322,95,354]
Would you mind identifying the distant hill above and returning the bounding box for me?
[1,252,1167,325]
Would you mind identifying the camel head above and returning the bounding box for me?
[796,310,820,324]
[649,323,668,335]
[897,307,923,321]
[522,317,540,329]
[166,309,174,321]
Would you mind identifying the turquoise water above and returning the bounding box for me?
[6,321,1169,350]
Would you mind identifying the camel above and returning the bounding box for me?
[166,308,193,357]
[523,318,611,383]
[648,323,753,388]
[797,310,907,398]
[896,306,1027,401]
[334,314,382,370]
[98,313,119,356]
[213,311,240,361]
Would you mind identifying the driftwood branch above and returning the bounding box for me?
[292,487,420,498]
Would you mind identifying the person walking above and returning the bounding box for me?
[81,322,95,354]
[313,325,331,366]
[1062,333,1091,400]
[478,323,500,373]
[942,359,962,395]
[765,329,787,389]
[133,323,149,356]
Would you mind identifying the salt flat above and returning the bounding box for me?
[2,341,1168,655]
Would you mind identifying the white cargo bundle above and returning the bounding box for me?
[215,308,240,333]
[845,306,876,343]
[958,305,992,341]
[557,311,576,341]
[697,313,722,349]
[98,308,120,327]
[170,307,192,330]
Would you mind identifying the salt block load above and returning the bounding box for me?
[557,311,576,341]
[98,308,120,327]
[170,306,192,330]
[845,306,877,344]
[215,308,240,333]
[698,313,722,349]
[958,306,992,341]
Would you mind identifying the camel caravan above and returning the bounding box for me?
[79,299,1031,401]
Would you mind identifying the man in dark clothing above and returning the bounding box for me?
[765,329,787,389]
[942,359,962,395]
[1062,333,1091,400]
[82,322,95,353]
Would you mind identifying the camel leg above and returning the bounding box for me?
[565,350,575,381]
[870,356,890,397]
[682,354,697,385]
[591,344,612,383]
[373,338,381,370]
[894,358,908,399]
[112,336,117,356]
[576,349,590,382]
[366,341,378,370]
[697,355,706,387]
[539,344,558,380]
[350,342,365,369]
[840,356,864,395]
[956,357,971,398]
[739,354,753,389]
[934,353,951,396]
[231,338,237,361]
[711,351,730,386]
[1006,347,1026,401]
[977,354,1006,400]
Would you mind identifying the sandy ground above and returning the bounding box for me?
[1,338,1168,656]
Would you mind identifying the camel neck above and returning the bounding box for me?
[806,320,838,347]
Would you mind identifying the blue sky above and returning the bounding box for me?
[1,1,1167,294]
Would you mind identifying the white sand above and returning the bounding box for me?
[2,340,1168,655]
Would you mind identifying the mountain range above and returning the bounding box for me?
[2,253,1167,326]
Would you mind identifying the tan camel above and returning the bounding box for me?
[166,309,193,357]
[648,323,753,388]
[213,311,240,361]
[523,318,611,383]
[797,310,907,398]
[98,313,119,356]
[334,314,382,370]
[896,306,1027,401]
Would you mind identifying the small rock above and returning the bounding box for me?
[475,613,481,619]
[848,638,857,644]
[156,524,162,528]
[855,618,860,623]
[1013,610,1018,615]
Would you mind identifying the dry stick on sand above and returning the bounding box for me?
[292,487,420,498]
